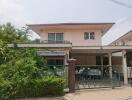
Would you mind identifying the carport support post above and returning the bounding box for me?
[122,50,128,85]
[108,52,112,79]
[68,59,76,93]
[101,56,103,66]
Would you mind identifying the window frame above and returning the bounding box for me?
[48,32,64,41]
[84,32,95,40]
[48,33,55,41]
[90,32,95,40]
[56,33,64,41]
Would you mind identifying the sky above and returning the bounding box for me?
[0,0,132,44]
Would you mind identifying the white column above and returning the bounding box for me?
[108,52,112,79]
[64,50,69,65]
[122,50,128,85]
[64,49,70,88]
[67,50,70,60]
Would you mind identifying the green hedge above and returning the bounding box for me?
[0,76,64,100]
[0,46,65,100]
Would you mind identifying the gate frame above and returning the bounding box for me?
[68,59,76,93]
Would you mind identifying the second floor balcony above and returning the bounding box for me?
[40,40,71,44]
[8,40,72,48]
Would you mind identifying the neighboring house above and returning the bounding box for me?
[8,23,132,85]
[110,30,132,77]
[110,30,132,46]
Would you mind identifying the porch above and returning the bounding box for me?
[69,49,122,89]
[37,48,131,90]
[8,43,132,90]
[69,46,132,86]
[35,46,132,88]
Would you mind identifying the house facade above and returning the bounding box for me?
[8,23,132,86]
[28,23,113,66]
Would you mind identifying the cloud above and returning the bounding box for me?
[0,0,31,27]
[0,0,39,39]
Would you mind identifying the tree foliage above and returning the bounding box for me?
[0,23,30,44]
[0,23,64,99]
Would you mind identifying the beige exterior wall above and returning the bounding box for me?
[112,57,122,65]
[71,54,96,65]
[39,29,102,46]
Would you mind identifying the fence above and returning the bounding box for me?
[75,65,123,89]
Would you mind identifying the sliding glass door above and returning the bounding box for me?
[48,33,64,43]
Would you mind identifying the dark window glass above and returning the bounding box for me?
[127,52,132,67]
[47,59,64,66]
[48,33,64,42]
[103,57,109,65]
[56,59,63,65]
[84,32,89,40]
[90,32,95,40]
[56,33,64,41]
[84,32,95,40]
[48,33,55,41]
[96,56,101,65]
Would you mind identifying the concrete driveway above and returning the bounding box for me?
[65,86,132,100]
[18,86,132,100]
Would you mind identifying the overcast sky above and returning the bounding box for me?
[0,0,132,44]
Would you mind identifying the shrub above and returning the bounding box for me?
[0,23,65,100]
[14,76,64,98]
[0,47,65,100]
[0,80,11,100]
[0,76,64,99]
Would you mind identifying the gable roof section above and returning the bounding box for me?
[27,23,114,36]
[110,30,132,45]
[102,17,132,45]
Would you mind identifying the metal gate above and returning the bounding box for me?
[75,65,123,89]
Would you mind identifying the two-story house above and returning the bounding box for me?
[8,23,132,85]
[28,23,114,66]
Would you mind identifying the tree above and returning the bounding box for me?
[0,23,17,43]
[0,23,30,44]
[0,23,64,100]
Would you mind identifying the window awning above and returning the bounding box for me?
[37,50,66,56]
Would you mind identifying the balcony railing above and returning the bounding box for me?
[40,40,71,44]
[8,40,72,48]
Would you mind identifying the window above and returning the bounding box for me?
[56,33,63,41]
[47,59,64,68]
[48,33,64,41]
[84,32,89,40]
[84,32,95,40]
[48,33,55,41]
[90,32,95,40]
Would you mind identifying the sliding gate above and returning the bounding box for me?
[75,65,123,89]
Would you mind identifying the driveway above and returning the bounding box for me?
[17,86,132,100]
[65,86,132,100]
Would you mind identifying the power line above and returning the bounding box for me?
[108,0,132,8]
